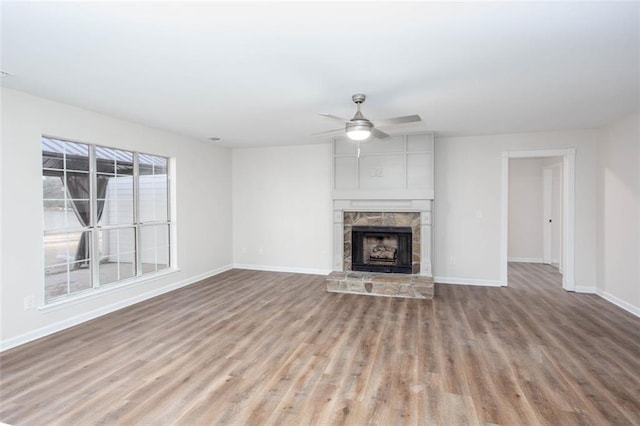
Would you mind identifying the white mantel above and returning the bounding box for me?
[331,132,435,277]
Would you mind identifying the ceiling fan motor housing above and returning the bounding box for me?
[346,119,373,131]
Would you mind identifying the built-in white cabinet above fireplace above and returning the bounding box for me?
[332,132,434,200]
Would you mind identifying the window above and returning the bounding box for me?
[42,137,171,303]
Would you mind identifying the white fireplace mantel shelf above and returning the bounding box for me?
[332,189,434,201]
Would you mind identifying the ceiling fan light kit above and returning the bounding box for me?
[317,93,422,142]
[346,120,373,141]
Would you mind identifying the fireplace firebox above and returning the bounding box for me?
[351,226,412,274]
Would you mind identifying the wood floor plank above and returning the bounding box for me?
[1,264,639,425]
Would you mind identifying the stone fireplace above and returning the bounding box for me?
[327,132,434,298]
[343,212,421,274]
[333,204,431,277]
[327,204,434,299]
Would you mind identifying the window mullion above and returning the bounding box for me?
[134,152,142,277]
[167,160,172,268]
[89,145,99,289]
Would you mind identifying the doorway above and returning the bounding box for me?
[542,161,563,272]
[500,149,576,291]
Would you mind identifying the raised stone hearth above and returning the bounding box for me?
[326,271,434,299]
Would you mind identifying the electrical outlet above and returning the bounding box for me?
[449,257,456,265]
[24,295,35,311]
[258,248,264,255]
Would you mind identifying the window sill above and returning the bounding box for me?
[39,268,181,312]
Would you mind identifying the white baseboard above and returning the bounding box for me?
[596,289,640,318]
[574,286,597,294]
[0,264,233,352]
[508,257,543,263]
[233,263,332,276]
[434,276,504,287]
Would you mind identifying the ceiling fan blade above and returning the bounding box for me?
[376,114,422,126]
[312,128,344,136]
[319,113,349,123]
[372,128,391,139]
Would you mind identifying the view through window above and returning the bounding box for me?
[42,137,171,303]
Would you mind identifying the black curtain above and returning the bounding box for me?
[65,173,110,266]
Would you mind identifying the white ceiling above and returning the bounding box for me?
[2,1,639,148]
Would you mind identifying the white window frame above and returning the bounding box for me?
[42,136,174,304]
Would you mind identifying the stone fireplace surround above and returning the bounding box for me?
[332,199,433,278]
[328,199,434,299]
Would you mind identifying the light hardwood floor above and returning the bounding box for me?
[1,263,639,425]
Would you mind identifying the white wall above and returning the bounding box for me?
[508,158,544,262]
[1,88,233,348]
[597,111,640,315]
[434,130,598,287]
[232,144,333,274]
[4,88,634,350]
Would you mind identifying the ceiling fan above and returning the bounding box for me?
[315,94,422,141]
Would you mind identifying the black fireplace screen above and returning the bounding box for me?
[351,226,412,274]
